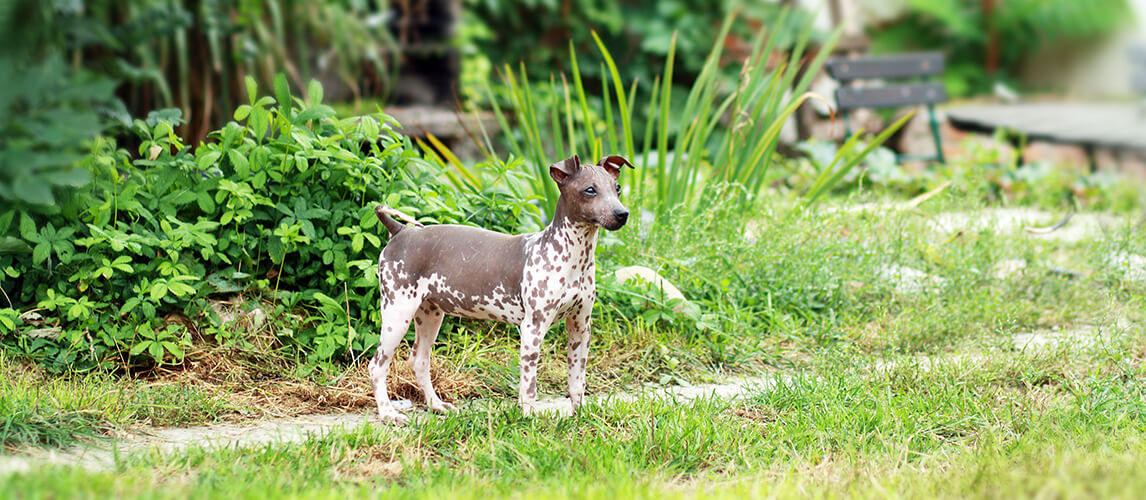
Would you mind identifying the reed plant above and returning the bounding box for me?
[461,9,909,219]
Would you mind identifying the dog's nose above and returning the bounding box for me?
[613,209,629,224]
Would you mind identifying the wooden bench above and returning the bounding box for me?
[825,52,948,163]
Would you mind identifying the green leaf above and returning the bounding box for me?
[227,149,249,176]
[234,104,252,121]
[121,297,141,315]
[0,314,15,332]
[295,104,336,124]
[149,342,163,360]
[42,168,92,187]
[130,341,150,356]
[67,303,87,320]
[274,73,293,120]
[0,237,32,255]
[307,79,324,105]
[197,192,216,213]
[19,214,37,241]
[197,150,222,171]
[12,177,56,205]
[150,282,169,301]
[168,282,196,297]
[245,75,258,105]
[161,341,184,359]
[32,242,50,264]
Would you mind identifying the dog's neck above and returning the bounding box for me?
[540,200,599,268]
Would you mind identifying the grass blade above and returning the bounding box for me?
[591,30,635,159]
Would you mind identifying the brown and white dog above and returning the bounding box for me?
[369,155,633,424]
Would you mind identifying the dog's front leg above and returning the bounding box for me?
[517,314,551,416]
[565,302,592,412]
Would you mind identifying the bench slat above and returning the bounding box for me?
[825,52,945,81]
[835,83,947,111]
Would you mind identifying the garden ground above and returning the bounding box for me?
[3,198,1146,498]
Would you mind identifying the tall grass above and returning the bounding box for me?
[460,9,909,219]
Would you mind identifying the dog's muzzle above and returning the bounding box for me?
[604,208,629,231]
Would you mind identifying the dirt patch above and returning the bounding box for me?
[334,444,410,483]
[143,345,483,420]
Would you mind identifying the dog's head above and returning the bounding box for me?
[549,154,634,231]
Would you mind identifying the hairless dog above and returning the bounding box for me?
[369,154,634,424]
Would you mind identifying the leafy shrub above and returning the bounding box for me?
[0,76,536,373]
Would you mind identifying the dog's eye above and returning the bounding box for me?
[615,184,621,194]
[584,186,597,196]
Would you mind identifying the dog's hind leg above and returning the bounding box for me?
[369,296,421,425]
[408,301,455,413]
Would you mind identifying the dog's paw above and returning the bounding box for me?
[377,408,409,425]
[430,400,457,413]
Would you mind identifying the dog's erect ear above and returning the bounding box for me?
[597,155,634,180]
[549,154,581,185]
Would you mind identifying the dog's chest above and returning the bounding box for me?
[521,233,596,315]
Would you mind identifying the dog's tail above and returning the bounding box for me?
[374,205,423,236]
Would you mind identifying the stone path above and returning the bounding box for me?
[928,208,1124,244]
[0,375,782,476]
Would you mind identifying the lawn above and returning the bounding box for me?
[3,192,1145,498]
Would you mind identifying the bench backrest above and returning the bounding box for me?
[825,52,948,111]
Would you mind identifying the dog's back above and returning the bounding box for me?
[379,224,528,323]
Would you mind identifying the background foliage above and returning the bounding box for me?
[0,0,397,146]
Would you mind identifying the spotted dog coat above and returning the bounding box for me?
[368,154,634,424]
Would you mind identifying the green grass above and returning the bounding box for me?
[5,336,1146,498]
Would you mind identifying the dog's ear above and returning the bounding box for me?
[597,155,634,180]
[549,154,581,185]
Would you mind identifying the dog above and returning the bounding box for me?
[369,154,634,424]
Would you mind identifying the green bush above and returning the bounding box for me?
[0,76,536,374]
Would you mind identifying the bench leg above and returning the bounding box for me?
[927,104,945,164]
